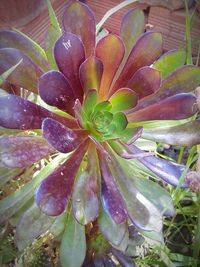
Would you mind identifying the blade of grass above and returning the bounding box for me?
[96,0,138,34]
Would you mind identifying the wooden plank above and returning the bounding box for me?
[148,6,200,55]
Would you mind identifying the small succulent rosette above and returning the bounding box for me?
[0,1,200,266]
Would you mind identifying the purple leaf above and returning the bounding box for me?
[42,118,88,153]
[0,136,55,168]
[111,248,135,267]
[72,143,99,225]
[127,93,197,121]
[120,9,145,60]
[96,34,125,101]
[142,120,200,147]
[98,152,127,224]
[54,32,85,102]
[135,65,200,112]
[38,70,76,116]
[0,30,49,71]
[63,1,95,57]
[126,67,161,99]
[35,140,89,216]
[0,48,42,93]
[111,32,163,94]
[0,95,78,130]
[79,56,103,93]
[125,144,187,187]
[98,205,127,246]
[105,144,163,232]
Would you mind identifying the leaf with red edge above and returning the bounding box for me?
[153,49,186,79]
[0,95,78,130]
[35,140,89,216]
[0,136,55,168]
[105,144,163,232]
[42,118,88,153]
[98,204,127,246]
[79,56,103,93]
[54,32,85,102]
[127,93,197,122]
[109,141,187,188]
[127,67,161,99]
[135,65,200,112]
[120,9,145,61]
[96,34,125,101]
[111,32,163,94]
[109,88,138,112]
[142,120,200,147]
[111,248,135,267]
[38,70,76,116]
[0,30,49,71]
[0,48,42,93]
[98,152,127,224]
[63,1,95,57]
[72,144,99,225]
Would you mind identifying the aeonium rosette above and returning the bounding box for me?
[0,1,200,266]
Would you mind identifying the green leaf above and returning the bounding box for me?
[153,49,186,78]
[15,203,55,250]
[60,211,86,267]
[45,0,62,69]
[0,153,67,224]
[112,112,128,132]
[83,89,98,117]
[94,101,112,112]
[98,205,126,246]
[0,59,22,86]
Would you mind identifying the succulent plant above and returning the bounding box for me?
[0,1,200,266]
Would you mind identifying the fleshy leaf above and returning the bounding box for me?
[0,95,78,130]
[106,144,163,232]
[72,143,99,225]
[121,126,143,145]
[153,49,186,78]
[0,48,42,93]
[111,248,135,267]
[109,141,187,187]
[38,70,76,116]
[79,56,103,92]
[15,203,55,251]
[120,9,145,60]
[127,67,161,99]
[142,120,200,147]
[109,88,138,112]
[42,118,88,153]
[110,144,175,216]
[54,32,85,101]
[112,112,128,132]
[35,141,89,216]
[0,30,49,71]
[63,1,95,57]
[0,136,55,168]
[0,153,67,224]
[60,211,86,267]
[127,93,197,121]
[98,152,127,224]
[111,32,163,94]
[83,89,98,117]
[135,65,200,111]
[98,205,126,246]
[96,34,125,100]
